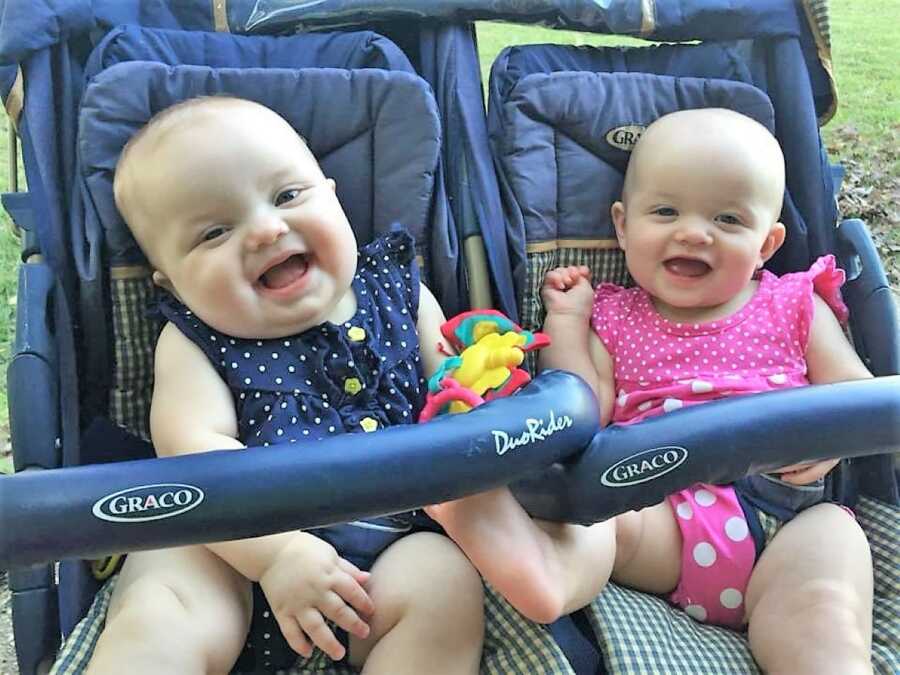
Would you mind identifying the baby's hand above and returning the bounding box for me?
[542,266,594,318]
[776,458,840,485]
[259,533,373,661]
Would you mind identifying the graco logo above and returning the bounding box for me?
[605,124,646,151]
[600,446,688,487]
[92,484,205,523]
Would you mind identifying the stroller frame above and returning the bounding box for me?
[1,1,897,673]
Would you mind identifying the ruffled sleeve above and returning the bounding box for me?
[590,283,628,356]
[359,227,421,320]
[808,255,849,325]
[773,254,849,352]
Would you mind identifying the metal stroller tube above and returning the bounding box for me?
[513,375,900,524]
[0,370,598,568]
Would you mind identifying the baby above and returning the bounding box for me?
[87,97,484,674]
[430,109,874,674]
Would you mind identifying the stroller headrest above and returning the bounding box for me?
[87,25,415,78]
[492,71,775,246]
[78,61,441,266]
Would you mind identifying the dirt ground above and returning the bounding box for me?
[1,571,14,675]
[0,126,897,674]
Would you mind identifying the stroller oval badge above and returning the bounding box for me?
[600,447,688,487]
[605,124,645,151]
[92,483,205,523]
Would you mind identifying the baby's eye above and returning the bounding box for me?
[715,214,744,226]
[201,226,228,242]
[274,188,301,207]
[652,206,678,217]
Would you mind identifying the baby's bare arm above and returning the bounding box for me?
[416,283,453,379]
[151,323,243,454]
[539,269,615,425]
[152,326,273,560]
[151,324,372,658]
[151,324,310,575]
[778,294,873,484]
[805,294,872,384]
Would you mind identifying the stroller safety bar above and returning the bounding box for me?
[514,376,900,523]
[3,374,897,569]
[0,370,597,568]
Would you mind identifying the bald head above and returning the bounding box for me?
[622,108,785,216]
[113,97,314,266]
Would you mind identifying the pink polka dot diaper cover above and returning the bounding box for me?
[667,484,755,627]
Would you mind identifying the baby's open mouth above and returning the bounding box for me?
[260,253,309,290]
[663,257,711,278]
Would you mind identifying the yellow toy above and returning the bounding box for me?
[418,310,550,421]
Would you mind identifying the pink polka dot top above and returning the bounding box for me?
[591,255,848,425]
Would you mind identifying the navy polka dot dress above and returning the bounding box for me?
[158,229,433,670]
[159,229,427,447]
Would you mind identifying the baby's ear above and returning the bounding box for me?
[152,270,175,293]
[611,201,627,250]
[759,222,786,265]
[326,178,336,192]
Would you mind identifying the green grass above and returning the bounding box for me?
[825,0,900,141]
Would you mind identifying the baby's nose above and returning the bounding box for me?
[245,217,289,250]
[674,220,713,245]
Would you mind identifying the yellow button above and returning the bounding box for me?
[344,377,362,395]
[360,417,378,432]
[348,326,366,342]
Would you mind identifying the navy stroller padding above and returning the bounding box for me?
[78,62,441,266]
[0,370,600,568]
[493,70,774,246]
[85,25,415,81]
[490,41,755,105]
[490,40,836,288]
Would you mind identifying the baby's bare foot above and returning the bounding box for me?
[427,489,568,623]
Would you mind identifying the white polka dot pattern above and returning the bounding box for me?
[668,483,757,628]
[692,542,717,567]
[725,516,749,542]
[589,256,848,426]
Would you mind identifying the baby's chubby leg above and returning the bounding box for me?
[745,503,873,675]
[87,546,252,675]
[428,488,616,623]
[348,532,484,675]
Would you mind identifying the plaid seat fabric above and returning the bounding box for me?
[50,581,573,674]
[585,496,899,675]
[521,248,629,374]
[49,497,898,674]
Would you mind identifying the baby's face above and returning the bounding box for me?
[612,110,785,322]
[122,102,358,339]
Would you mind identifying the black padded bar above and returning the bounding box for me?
[513,376,900,523]
[0,371,597,568]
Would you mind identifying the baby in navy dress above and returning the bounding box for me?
[88,96,484,674]
[428,109,875,675]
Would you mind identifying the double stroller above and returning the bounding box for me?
[1,1,897,673]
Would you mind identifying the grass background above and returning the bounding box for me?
[0,0,897,457]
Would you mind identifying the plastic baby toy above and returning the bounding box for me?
[418,309,550,422]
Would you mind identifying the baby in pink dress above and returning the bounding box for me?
[428,108,875,674]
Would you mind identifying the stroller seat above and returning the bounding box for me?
[488,40,900,674]
[42,30,595,675]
